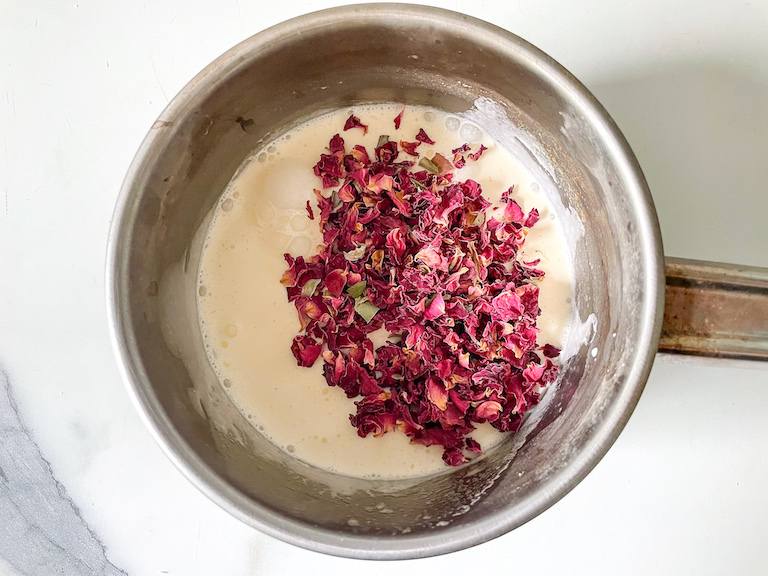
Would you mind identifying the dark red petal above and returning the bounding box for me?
[442,447,468,466]
[394,108,405,129]
[415,128,435,145]
[343,115,368,134]
[465,437,483,453]
[329,133,345,154]
[324,269,347,297]
[541,343,561,358]
[468,144,488,161]
[291,335,322,367]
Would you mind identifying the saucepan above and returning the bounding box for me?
[106,3,768,559]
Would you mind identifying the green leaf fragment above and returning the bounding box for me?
[377,134,390,148]
[346,280,367,299]
[331,191,343,211]
[410,177,427,190]
[354,297,379,323]
[301,278,321,297]
[419,157,439,174]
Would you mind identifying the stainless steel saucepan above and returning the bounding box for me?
[106,3,768,559]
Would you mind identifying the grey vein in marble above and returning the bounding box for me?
[0,368,128,576]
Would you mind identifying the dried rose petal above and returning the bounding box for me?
[541,343,561,358]
[468,144,488,161]
[400,141,420,156]
[375,140,399,163]
[415,128,435,145]
[324,269,347,297]
[442,447,468,466]
[423,293,446,320]
[492,291,524,322]
[291,335,322,367]
[465,437,483,453]
[394,108,405,129]
[524,208,540,227]
[283,113,560,467]
[329,134,345,154]
[523,361,546,383]
[475,400,503,421]
[385,228,407,263]
[343,115,368,134]
[503,199,525,223]
[306,200,314,220]
[426,377,448,410]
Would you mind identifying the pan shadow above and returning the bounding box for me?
[583,61,768,576]
[590,63,768,267]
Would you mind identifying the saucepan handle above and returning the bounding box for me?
[660,257,768,361]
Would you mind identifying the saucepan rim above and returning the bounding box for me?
[106,3,664,559]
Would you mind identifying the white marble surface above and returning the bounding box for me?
[1,1,767,574]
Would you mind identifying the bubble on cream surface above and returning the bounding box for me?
[197,103,576,479]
